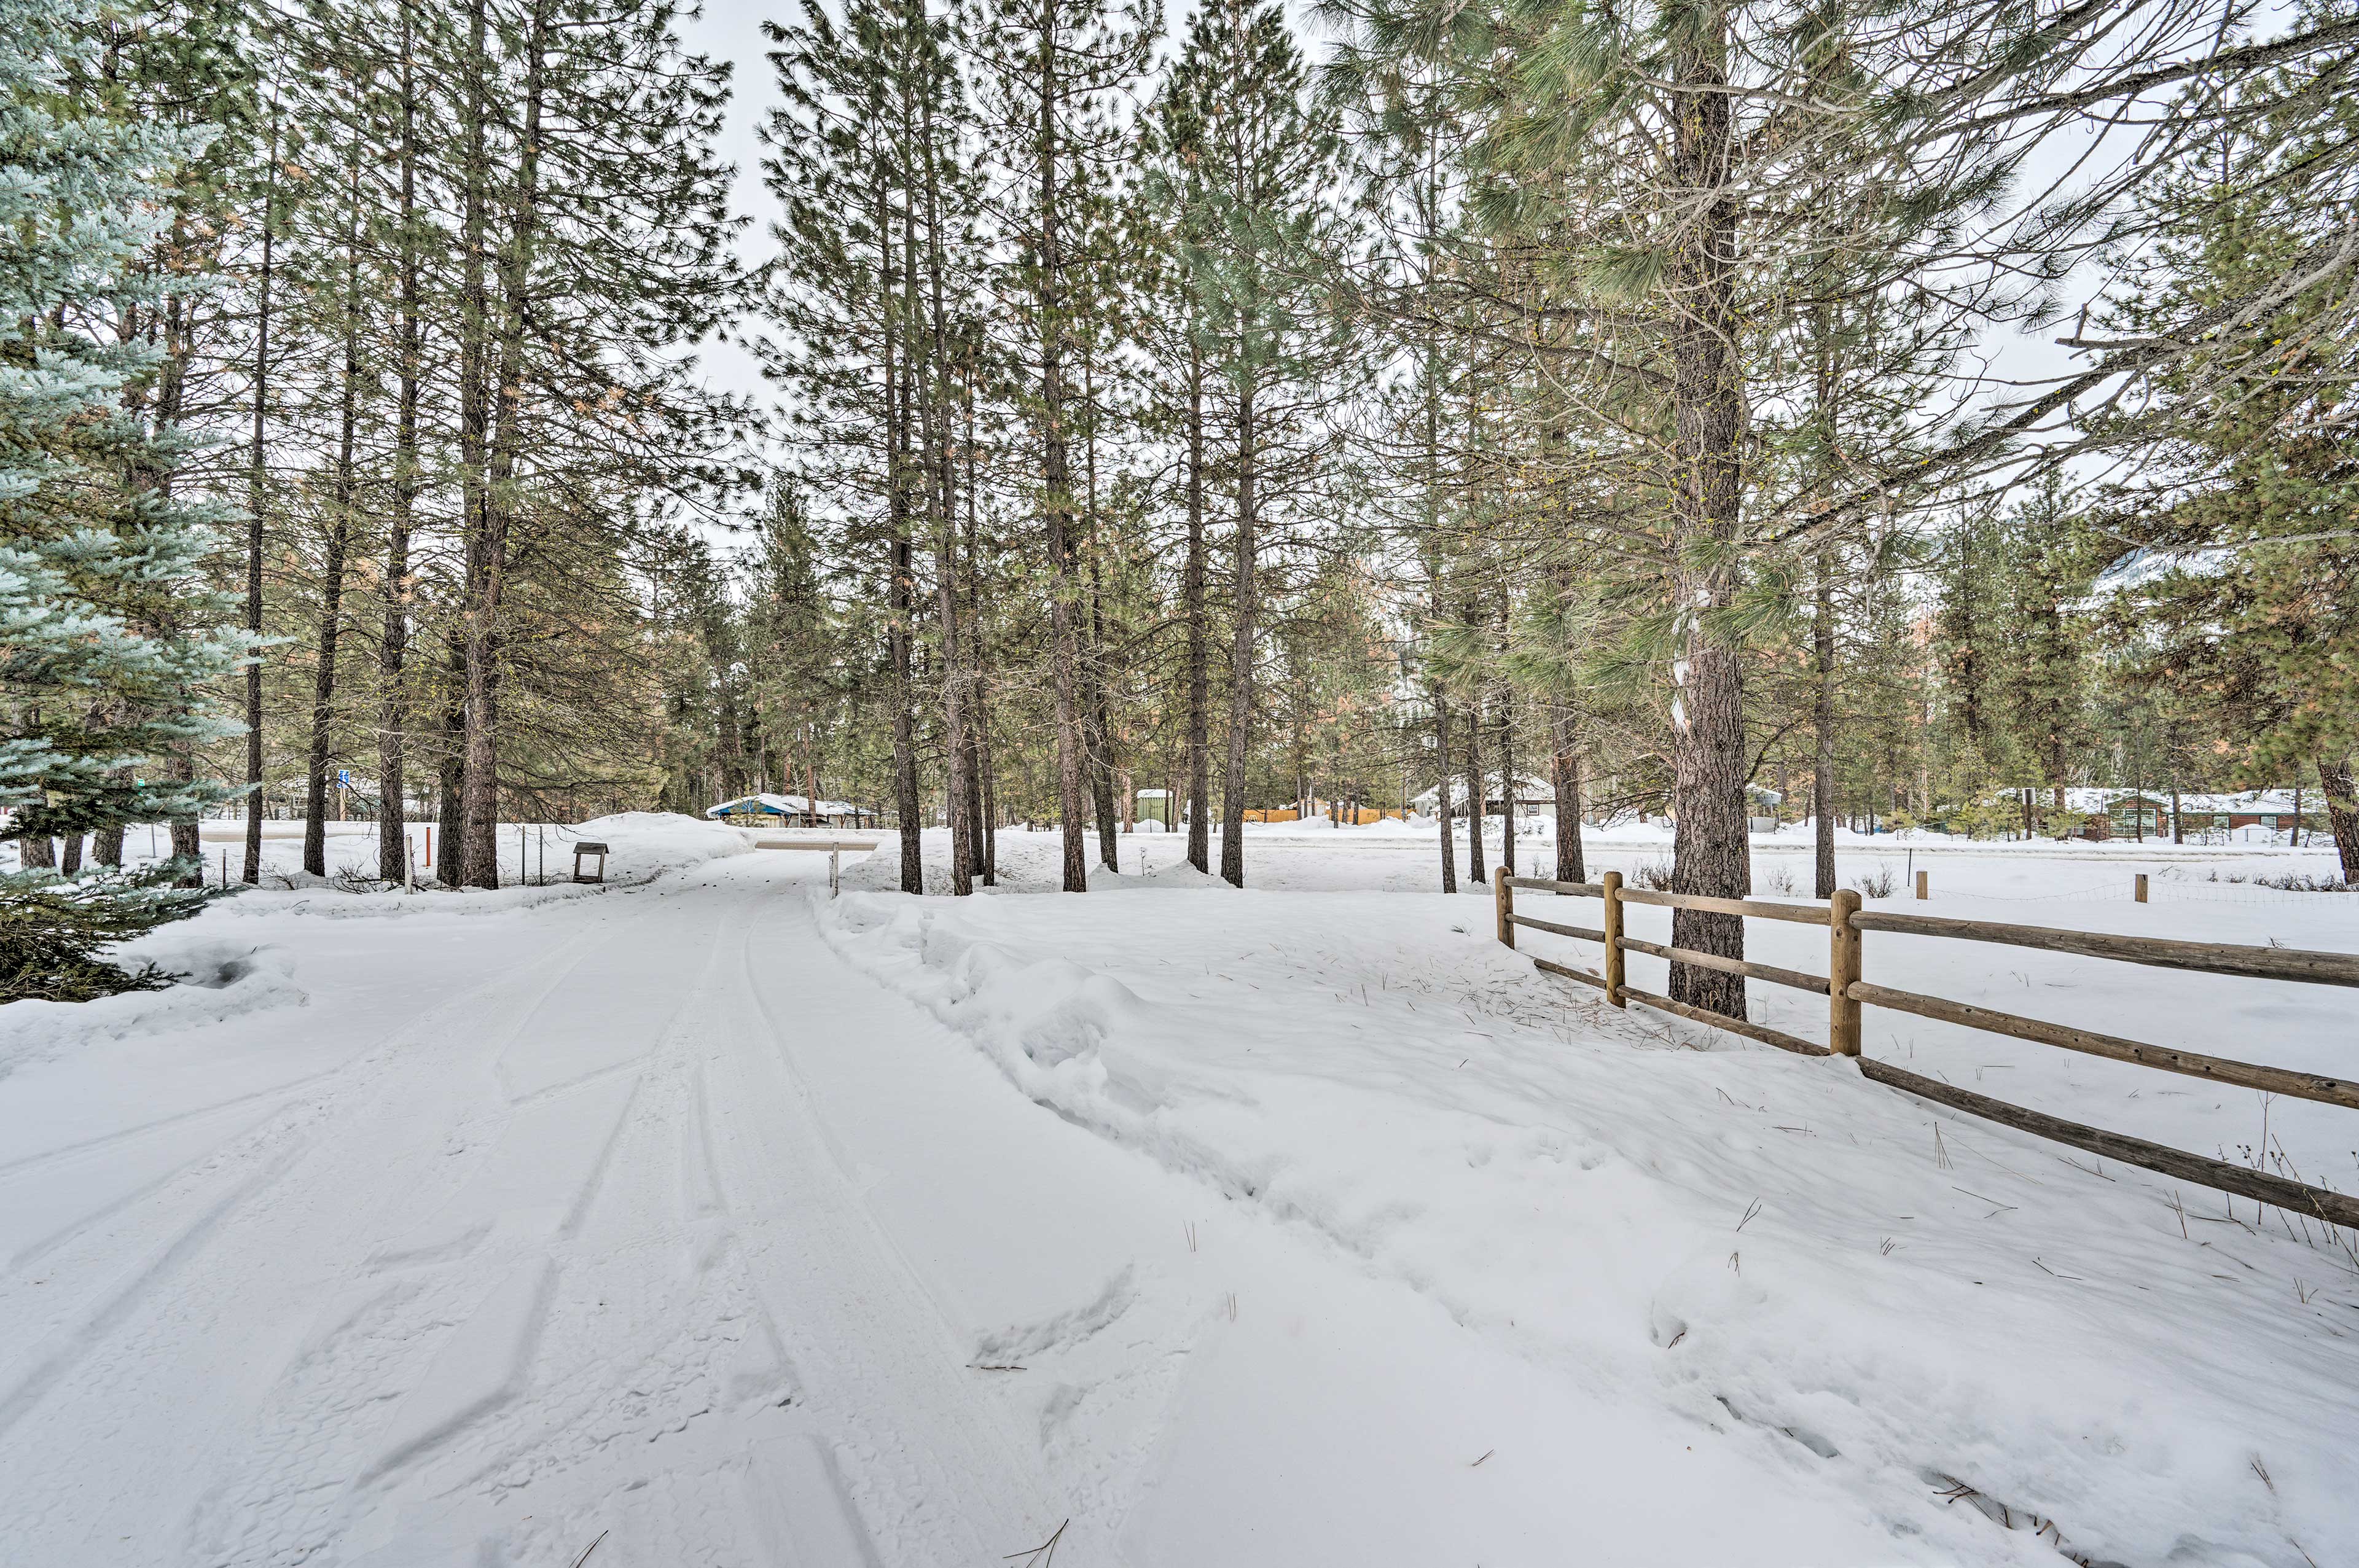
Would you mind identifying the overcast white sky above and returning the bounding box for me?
[675,0,2156,501]
[681,0,784,421]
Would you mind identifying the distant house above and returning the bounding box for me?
[1409,773,1554,818]
[2057,787,2317,841]
[706,793,870,829]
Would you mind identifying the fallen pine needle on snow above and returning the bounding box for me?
[1951,1186,2016,1217]
[1470,1449,1494,1467]
[1003,1519,1068,1567]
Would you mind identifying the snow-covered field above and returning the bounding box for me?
[3,817,2355,1565]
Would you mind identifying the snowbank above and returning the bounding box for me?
[211,811,753,918]
[0,814,753,1072]
[569,811,756,882]
[0,935,304,1080]
[819,887,2359,1567]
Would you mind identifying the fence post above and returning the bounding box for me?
[2135,873,2148,903]
[1601,870,1626,1007]
[1493,865,1514,947]
[1829,889,1863,1055]
[1915,869,1928,900]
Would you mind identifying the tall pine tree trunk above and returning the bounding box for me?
[962,370,996,884]
[1664,4,1751,1017]
[454,0,495,886]
[1460,600,1487,886]
[244,119,280,887]
[1082,354,1120,868]
[1183,336,1211,876]
[1813,544,1837,899]
[303,150,366,880]
[378,11,421,883]
[436,637,466,886]
[2318,755,2359,883]
[1423,420,1454,892]
[1552,699,1584,883]
[156,283,202,883]
[1218,371,1258,887]
[1036,11,1087,893]
[1494,678,1516,876]
[1433,692,1458,892]
[462,0,549,890]
[881,166,923,893]
[918,95,971,896]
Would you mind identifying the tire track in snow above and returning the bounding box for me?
[0,1137,310,1445]
[708,889,1103,1567]
[0,880,718,1562]
[0,1068,340,1181]
[4,858,1093,1565]
[181,873,790,1567]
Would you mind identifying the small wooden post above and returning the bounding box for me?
[1493,865,1514,947]
[1829,888,1863,1056]
[1915,869,1928,900]
[831,845,841,897]
[2135,873,2148,903]
[1601,870,1626,1007]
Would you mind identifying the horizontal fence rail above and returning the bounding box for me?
[1850,908,2359,988]
[1616,985,1829,1058]
[1855,1059,2359,1231]
[1617,935,1829,996]
[1509,913,1606,944]
[1844,980,2359,1110]
[1491,866,2359,1231]
[1614,886,1830,925]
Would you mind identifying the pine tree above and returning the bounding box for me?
[2,0,248,999]
[1159,0,1347,887]
[971,0,1151,891]
[2097,42,2359,877]
[1996,477,2094,831]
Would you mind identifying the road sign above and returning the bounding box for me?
[336,770,351,787]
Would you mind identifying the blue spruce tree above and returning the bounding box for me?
[1,0,248,1000]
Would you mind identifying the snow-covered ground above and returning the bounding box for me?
[3,817,2355,1565]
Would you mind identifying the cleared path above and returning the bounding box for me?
[0,858,1078,1566]
[0,853,1910,1566]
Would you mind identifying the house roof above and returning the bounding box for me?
[1409,773,1554,810]
[2057,787,2306,814]
[706,792,861,820]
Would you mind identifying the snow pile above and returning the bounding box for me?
[821,887,2359,1566]
[206,811,754,919]
[568,811,754,883]
[0,935,303,1079]
[1089,859,1230,892]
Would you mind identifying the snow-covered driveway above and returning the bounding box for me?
[4,854,1077,1564]
[2,844,2352,1565]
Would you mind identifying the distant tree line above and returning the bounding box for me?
[8,0,2359,1007]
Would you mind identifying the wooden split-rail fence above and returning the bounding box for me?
[1492,867,2359,1230]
